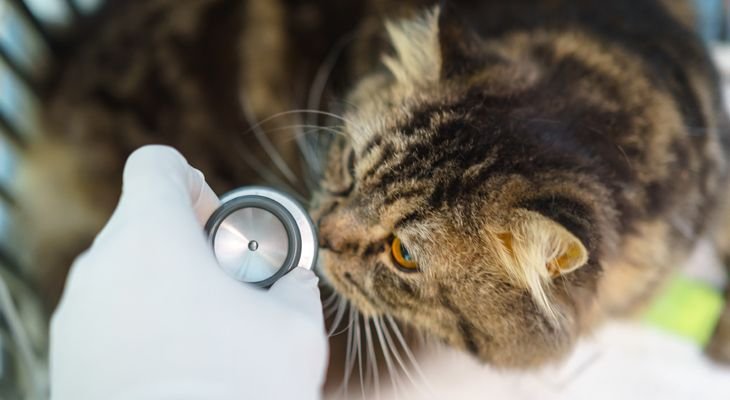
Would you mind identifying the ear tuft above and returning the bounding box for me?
[383,7,442,86]
[493,211,589,321]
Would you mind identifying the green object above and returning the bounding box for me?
[643,275,725,346]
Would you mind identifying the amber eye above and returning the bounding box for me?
[391,236,418,270]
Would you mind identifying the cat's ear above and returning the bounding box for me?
[494,211,588,317]
[383,3,486,85]
[383,7,442,85]
[437,1,487,78]
[497,211,589,279]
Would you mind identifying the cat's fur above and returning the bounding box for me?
[17,0,730,370]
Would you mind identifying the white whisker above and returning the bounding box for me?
[322,291,339,308]
[239,97,300,185]
[324,294,342,319]
[364,318,381,400]
[238,123,333,145]
[238,109,352,195]
[331,313,355,337]
[294,130,322,194]
[328,298,348,336]
[386,315,432,390]
[267,123,349,139]
[241,109,355,133]
[374,316,400,396]
[379,316,429,396]
[305,32,357,127]
[340,307,357,397]
[305,32,359,177]
[355,316,365,399]
[231,140,303,197]
[325,304,336,319]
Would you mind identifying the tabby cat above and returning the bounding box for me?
[17,0,730,380]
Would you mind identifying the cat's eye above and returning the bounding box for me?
[391,236,418,271]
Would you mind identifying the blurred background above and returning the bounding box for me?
[1,0,730,399]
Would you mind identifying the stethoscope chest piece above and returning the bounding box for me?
[204,186,317,288]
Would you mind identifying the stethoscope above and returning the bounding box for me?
[204,186,318,287]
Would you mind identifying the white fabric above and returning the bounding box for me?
[50,145,328,400]
[370,322,730,400]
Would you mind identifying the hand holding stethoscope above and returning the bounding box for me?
[50,146,327,400]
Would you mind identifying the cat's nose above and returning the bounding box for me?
[318,214,343,252]
[317,210,358,254]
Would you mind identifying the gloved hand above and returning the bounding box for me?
[50,145,328,400]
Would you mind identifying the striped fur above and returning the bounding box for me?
[313,0,730,367]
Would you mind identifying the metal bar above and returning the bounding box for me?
[0,113,27,149]
[0,245,24,282]
[721,1,730,41]
[8,0,61,57]
[62,0,81,21]
[0,47,40,97]
[0,184,15,206]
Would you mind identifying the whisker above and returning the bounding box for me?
[265,123,349,195]
[240,109,355,136]
[373,316,400,396]
[330,313,355,337]
[305,32,357,127]
[251,124,349,142]
[363,318,381,400]
[324,304,339,319]
[386,315,431,389]
[327,297,348,336]
[340,307,357,397]
[239,96,300,185]
[264,124,343,186]
[295,132,323,195]
[235,119,349,196]
[329,98,363,113]
[305,32,358,179]
[231,140,303,197]
[355,316,365,399]
[324,293,342,319]
[234,104,366,201]
[379,316,430,397]
[322,290,339,308]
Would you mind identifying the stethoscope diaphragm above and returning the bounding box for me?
[204,186,317,288]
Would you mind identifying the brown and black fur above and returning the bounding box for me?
[17,0,730,378]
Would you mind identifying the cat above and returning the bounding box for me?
[313,0,730,368]
[16,0,730,380]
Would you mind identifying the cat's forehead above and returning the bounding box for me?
[347,88,470,156]
[336,97,526,237]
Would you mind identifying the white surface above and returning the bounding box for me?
[376,323,730,400]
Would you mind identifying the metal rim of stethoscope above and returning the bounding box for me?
[204,186,318,288]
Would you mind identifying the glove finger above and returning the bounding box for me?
[95,145,218,244]
[267,268,324,319]
[121,145,207,208]
[189,168,221,225]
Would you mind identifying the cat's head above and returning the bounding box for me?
[313,5,614,368]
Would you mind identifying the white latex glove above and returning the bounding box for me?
[50,145,328,400]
